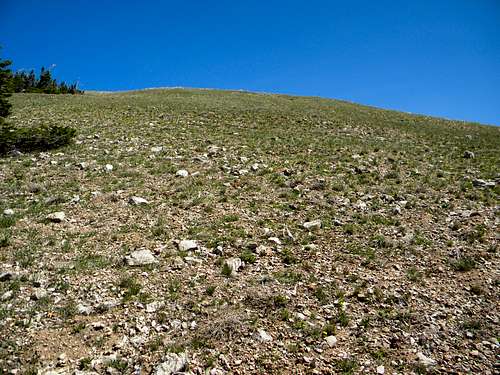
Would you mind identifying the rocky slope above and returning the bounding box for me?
[0,89,499,374]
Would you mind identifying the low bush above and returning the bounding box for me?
[0,123,76,155]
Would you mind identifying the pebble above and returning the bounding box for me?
[105,164,114,172]
[125,249,158,266]
[1,290,13,301]
[76,162,88,170]
[257,328,273,342]
[376,365,385,374]
[417,352,436,367]
[0,272,14,282]
[46,211,66,223]
[129,196,149,205]
[303,219,322,231]
[76,304,93,315]
[463,151,475,159]
[151,146,163,153]
[178,240,198,252]
[176,169,189,177]
[224,257,242,276]
[31,289,48,301]
[154,352,188,375]
[325,336,337,347]
[268,237,281,245]
[3,209,14,216]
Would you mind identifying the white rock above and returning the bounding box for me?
[32,289,48,300]
[151,146,163,153]
[377,365,385,374]
[176,169,189,177]
[77,304,93,315]
[178,240,198,252]
[1,290,13,301]
[46,211,65,222]
[303,220,322,231]
[325,335,337,347]
[417,352,436,367]
[146,301,165,313]
[125,250,158,266]
[154,352,188,375]
[257,328,273,342]
[268,237,281,245]
[105,164,114,172]
[251,163,259,171]
[129,196,149,205]
[3,209,14,216]
[224,257,242,276]
[76,161,88,170]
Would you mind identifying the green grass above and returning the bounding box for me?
[0,88,498,372]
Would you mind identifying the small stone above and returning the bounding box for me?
[251,163,259,171]
[105,164,114,172]
[46,211,65,223]
[296,312,306,320]
[91,321,106,330]
[0,272,14,282]
[470,350,479,357]
[31,289,48,300]
[257,328,273,342]
[125,249,158,266]
[3,209,14,216]
[176,169,189,177]
[77,304,93,315]
[463,151,475,159]
[303,220,322,231]
[129,196,149,205]
[146,301,164,313]
[304,244,318,250]
[224,257,242,276]
[376,365,385,374]
[472,178,495,188]
[178,240,198,252]
[154,352,188,375]
[76,162,88,170]
[1,290,13,301]
[151,146,163,153]
[268,237,281,245]
[417,352,436,367]
[325,336,337,347]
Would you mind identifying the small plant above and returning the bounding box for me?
[221,262,232,277]
[336,358,358,374]
[336,310,350,327]
[240,250,257,264]
[118,276,142,301]
[59,300,77,320]
[451,257,476,272]
[109,359,128,371]
[342,223,356,235]
[313,286,329,303]
[205,285,216,296]
[406,266,423,282]
[79,357,92,370]
[273,294,288,307]
[71,322,86,334]
[167,278,181,300]
[280,248,297,264]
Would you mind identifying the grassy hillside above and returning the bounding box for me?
[1,89,499,374]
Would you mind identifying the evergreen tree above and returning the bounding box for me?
[0,55,12,122]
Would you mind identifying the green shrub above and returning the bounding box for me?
[0,123,76,154]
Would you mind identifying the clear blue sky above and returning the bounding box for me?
[1,1,499,125]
